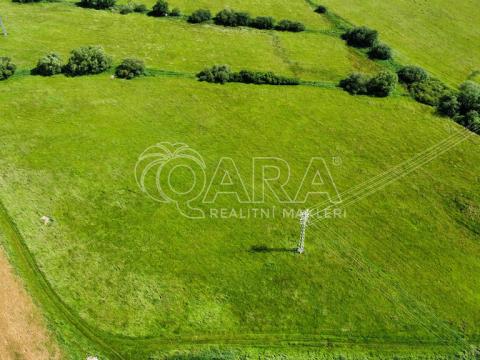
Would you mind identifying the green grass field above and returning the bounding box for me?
[0,0,479,359]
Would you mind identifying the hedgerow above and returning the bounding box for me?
[31,53,62,76]
[63,46,112,76]
[115,58,145,79]
[79,0,115,10]
[315,5,327,14]
[196,65,299,86]
[275,19,305,32]
[0,57,16,80]
[213,9,304,32]
[368,43,392,60]
[150,0,168,16]
[342,26,378,48]
[188,9,211,23]
[437,81,480,133]
[169,7,181,16]
[409,78,449,106]
[397,66,428,85]
[339,71,397,97]
[249,16,275,30]
[12,0,41,3]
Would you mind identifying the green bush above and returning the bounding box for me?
[0,57,16,80]
[150,0,168,16]
[197,65,231,84]
[79,0,115,10]
[458,81,480,114]
[169,7,181,16]
[339,73,369,95]
[12,0,41,3]
[397,65,428,85]
[249,16,275,29]
[340,71,397,97]
[438,94,460,117]
[31,52,62,76]
[115,58,145,79]
[133,3,147,13]
[213,9,250,27]
[188,9,211,23]
[275,19,305,32]
[342,26,378,48]
[409,78,449,106]
[63,46,112,76]
[230,70,299,85]
[368,43,392,60]
[196,66,299,86]
[117,3,133,14]
[315,5,327,14]
[366,71,397,97]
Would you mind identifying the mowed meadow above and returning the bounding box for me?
[0,0,479,358]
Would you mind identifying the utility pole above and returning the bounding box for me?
[297,209,310,254]
[0,16,7,36]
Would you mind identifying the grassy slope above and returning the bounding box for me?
[320,0,480,86]
[0,0,479,358]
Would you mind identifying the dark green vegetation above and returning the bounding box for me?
[342,26,378,48]
[63,45,112,76]
[115,58,145,79]
[368,42,392,60]
[79,0,116,10]
[339,71,397,97]
[187,8,211,23]
[31,52,63,76]
[150,0,168,16]
[0,56,16,80]
[197,65,299,85]
[0,0,479,358]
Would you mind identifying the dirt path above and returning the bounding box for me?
[0,247,61,360]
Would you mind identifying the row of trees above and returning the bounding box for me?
[342,26,392,60]
[196,65,300,85]
[0,47,145,80]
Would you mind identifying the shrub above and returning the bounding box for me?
[249,16,275,30]
[150,0,168,16]
[397,65,428,85]
[275,19,305,32]
[169,7,181,16]
[339,73,369,95]
[315,5,327,14]
[366,71,397,97]
[31,52,62,76]
[63,46,112,76]
[196,65,231,84]
[79,0,115,9]
[368,43,392,60]
[188,9,211,23]
[12,0,41,3]
[438,94,459,117]
[115,58,145,79]
[342,26,378,48]
[213,9,250,27]
[230,70,299,85]
[409,78,449,106]
[458,81,480,114]
[133,3,147,12]
[117,3,133,14]
[0,57,16,80]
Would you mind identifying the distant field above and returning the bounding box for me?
[0,0,377,81]
[320,0,480,86]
